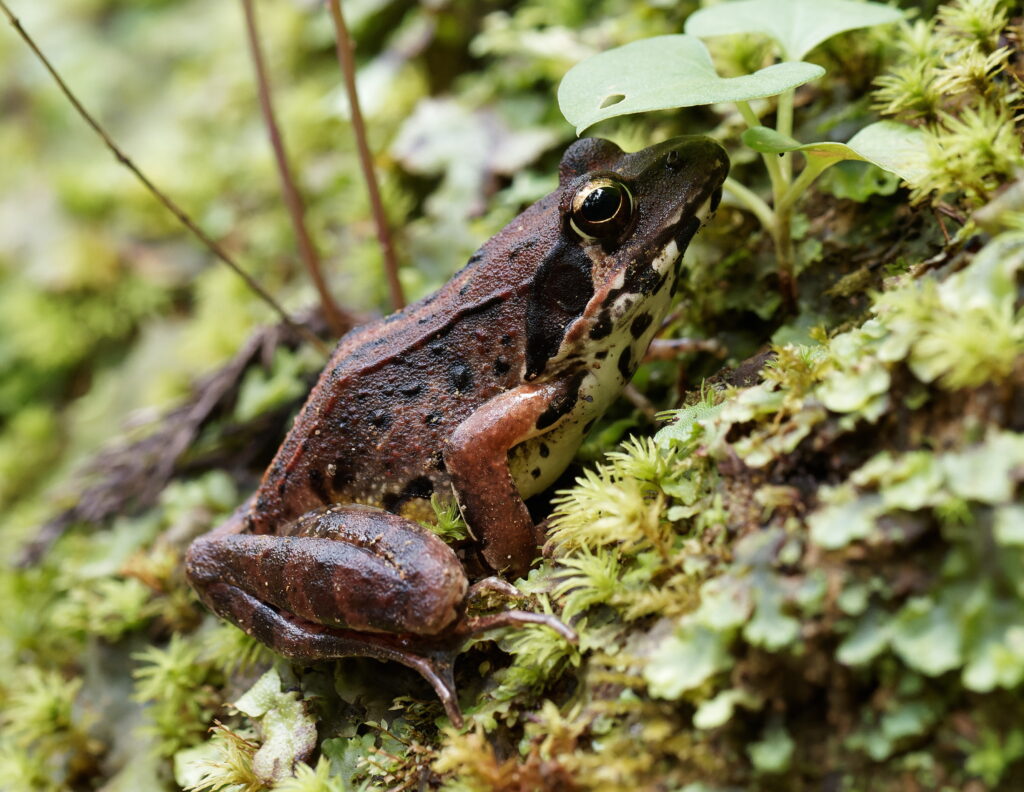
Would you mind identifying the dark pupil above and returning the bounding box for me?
[580,185,622,223]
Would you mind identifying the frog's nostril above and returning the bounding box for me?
[665,150,682,171]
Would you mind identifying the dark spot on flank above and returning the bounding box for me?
[449,362,473,392]
[460,284,470,296]
[630,312,653,339]
[331,459,355,490]
[539,443,549,458]
[429,342,445,356]
[308,468,330,503]
[531,467,541,479]
[494,357,511,376]
[617,347,633,381]
[382,492,401,511]
[369,409,392,429]
[356,391,371,401]
[402,476,434,500]
[583,419,595,433]
[510,238,537,261]
[595,350,608,360]
[434,451,446,471]
[425,412,441,425]
[501,334,513,346]
[399,381,423,397]
[590,310,612,340]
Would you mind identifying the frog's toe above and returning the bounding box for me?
[461,609,577,644]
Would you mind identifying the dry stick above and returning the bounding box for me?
[0,0,330,357]
[240,0,354,337]
[326,0,405,310]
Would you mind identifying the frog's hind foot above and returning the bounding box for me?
[461,576,577,644]
[198,581,467,726]
[461,609,577,643]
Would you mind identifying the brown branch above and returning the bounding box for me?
[240,0,355,337]
[0,0,330,357]
[326,0,405,310]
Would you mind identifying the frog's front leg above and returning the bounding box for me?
[445,375,582,578]
[185,503,570,725]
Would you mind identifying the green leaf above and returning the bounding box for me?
[693,688,761,729]
[838,608,891,666]
[645,624,733,699]
[685,0,904,61]
[748,724,795,773]
[742,121,930,184]
[558,35,824,134]
[808,493,884,550]
[890,598,963,677]
[234,669,317,785]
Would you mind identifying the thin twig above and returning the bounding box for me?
[326,0,405,310]
[240,0,354,337]
[0,0,329,356]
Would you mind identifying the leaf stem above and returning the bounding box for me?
[240,0,355,337]
[722,177,775,233]
[777,157,829,214]
[326,0,405,310]
[738,101,786,199]
[739,101,795,304]
[776,89,794,182]
[0,0,329,356]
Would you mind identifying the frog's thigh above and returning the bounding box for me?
[185,505,467,638]
[445,378,575,577]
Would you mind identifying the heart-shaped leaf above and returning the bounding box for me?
[558,35,824,134]
[685,0,904,62]
[742,121,929,183]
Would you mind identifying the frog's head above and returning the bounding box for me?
[525,136,729,380]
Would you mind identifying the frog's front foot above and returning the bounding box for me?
[186,505,574,726]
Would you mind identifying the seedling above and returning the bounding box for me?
[558,0,926,304]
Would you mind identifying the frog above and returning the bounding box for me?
[186,135,729,725]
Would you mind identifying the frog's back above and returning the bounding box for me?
[249,194,562,532]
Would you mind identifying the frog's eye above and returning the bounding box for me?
[569,177,634,240]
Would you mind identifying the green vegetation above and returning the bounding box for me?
[1,0,1022,789]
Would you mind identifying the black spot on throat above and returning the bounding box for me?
[617,346,634,381]
[535,371,586,430]
[630,312,653,339]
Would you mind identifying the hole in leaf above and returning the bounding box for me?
[599,93,626,109]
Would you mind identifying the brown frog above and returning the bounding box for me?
[186,135,729,725]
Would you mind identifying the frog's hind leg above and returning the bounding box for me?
[196,578,466,725]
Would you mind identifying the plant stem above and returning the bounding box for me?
[776,89,794,182]
[0,0,329,356]
[777,158,829,214]
[738,100,795,306]
[723,177,775,232]
[738,101,786,199]
[326,0,405,310]
[240,0,354,337]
